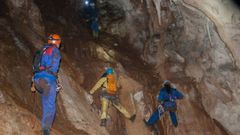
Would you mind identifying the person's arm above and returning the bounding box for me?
[158,89,169,102]
[50,48,61,74]
[173,89,184,100]
[90,77,106,94]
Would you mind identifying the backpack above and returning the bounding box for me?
[32,46,53,73]
[106,74,117,94]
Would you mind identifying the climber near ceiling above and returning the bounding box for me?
[83,0,100,39]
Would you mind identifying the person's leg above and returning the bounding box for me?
[113,101,133,119]
[40,79,57,130]
[41,93,48,129]
[95,31,99,39]
[34,78,47,129]
[93,31,97,39]
[169,111,178,127]
[100,97,109,126]
[34,78,44,94]
[146,108,164,126]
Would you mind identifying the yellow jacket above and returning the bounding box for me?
[90,75,120,94]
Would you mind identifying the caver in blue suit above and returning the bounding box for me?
[33,44,61,130]
[146,80,184,127]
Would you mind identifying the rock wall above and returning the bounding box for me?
[111,0,240,134]
[6,0,45,49]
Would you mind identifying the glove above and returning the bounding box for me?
[85,92,94,105]
[56,83,63,93]
[89,89,94,95]
[31,82,36,93]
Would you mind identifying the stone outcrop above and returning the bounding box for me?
[114,0,240,134]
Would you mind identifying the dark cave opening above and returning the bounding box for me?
[33,0,70,16]
[0,0,9,17]
[232,0,240,7]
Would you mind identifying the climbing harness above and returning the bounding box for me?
[158,104,164,118]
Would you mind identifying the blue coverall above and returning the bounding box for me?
[91,19,99,33]
[146,87,184,127]
[33,44,61,130]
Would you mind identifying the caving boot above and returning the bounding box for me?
[100,119,107,127]
[129,114,136,122]
[42,128,50,135]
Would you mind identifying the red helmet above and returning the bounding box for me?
[48,34,61,45]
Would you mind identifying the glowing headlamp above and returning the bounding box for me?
[85,0,89,5]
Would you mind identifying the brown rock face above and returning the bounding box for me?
[117,0,240,134]
[6,0,45,49]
